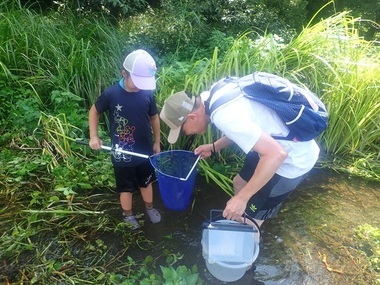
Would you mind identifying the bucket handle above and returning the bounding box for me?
[207,209,262,236]
[209,209,252,224]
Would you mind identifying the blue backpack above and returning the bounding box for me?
[205,72,328,142]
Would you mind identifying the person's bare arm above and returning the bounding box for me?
[89,105,102,149]
[223,132,288,220]
[194,136,233,158]
[150,114,161,154]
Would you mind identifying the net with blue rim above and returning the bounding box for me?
[149,150,199,211]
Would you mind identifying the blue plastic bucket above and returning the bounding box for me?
[149,150,199,211]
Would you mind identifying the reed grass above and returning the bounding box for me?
[0,8,126,108]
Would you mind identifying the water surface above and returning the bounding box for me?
[134,168,379,284]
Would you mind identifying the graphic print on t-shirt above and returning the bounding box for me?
[113,104,136,162]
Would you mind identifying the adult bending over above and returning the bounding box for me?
[160,79,320,228]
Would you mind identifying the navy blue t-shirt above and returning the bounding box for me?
[95,81,158,167]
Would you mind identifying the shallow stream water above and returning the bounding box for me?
[129,168,379,284]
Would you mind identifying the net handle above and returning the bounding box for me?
[76,140,150,159]
[77,141,201,181]
[179,155,201,181]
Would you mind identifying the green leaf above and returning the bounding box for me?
[78,182,92,189]
[186,274,199,285]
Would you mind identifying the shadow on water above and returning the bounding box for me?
[128,168,379,284]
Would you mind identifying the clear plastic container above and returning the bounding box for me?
[201,219,260,282]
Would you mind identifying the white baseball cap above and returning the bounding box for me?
[123,49,157,90]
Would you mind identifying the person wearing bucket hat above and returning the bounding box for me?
[160,80,320,231]
[88,49,161,229]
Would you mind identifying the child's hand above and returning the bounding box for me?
[89,136,102,150]
[153,141,160,154]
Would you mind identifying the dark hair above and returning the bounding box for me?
[193,96,202,110]
[183,91,200,111]
[123,69,131,77]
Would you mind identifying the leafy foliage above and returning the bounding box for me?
[160,265,201,285]
[307,0,380,41]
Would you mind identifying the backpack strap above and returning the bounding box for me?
[205,76,238,116]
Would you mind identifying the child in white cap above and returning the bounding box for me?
[89,49,161,229]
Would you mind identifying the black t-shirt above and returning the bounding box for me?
[95,82,158,167]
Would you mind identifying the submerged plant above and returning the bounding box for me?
[355,224,380,273]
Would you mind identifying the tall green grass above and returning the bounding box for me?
[0,8,126,108]
[0,7,129,173]
[281,12,380,158]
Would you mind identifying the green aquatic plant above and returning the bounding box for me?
[160,265,202,285]
[356,224,380,273]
